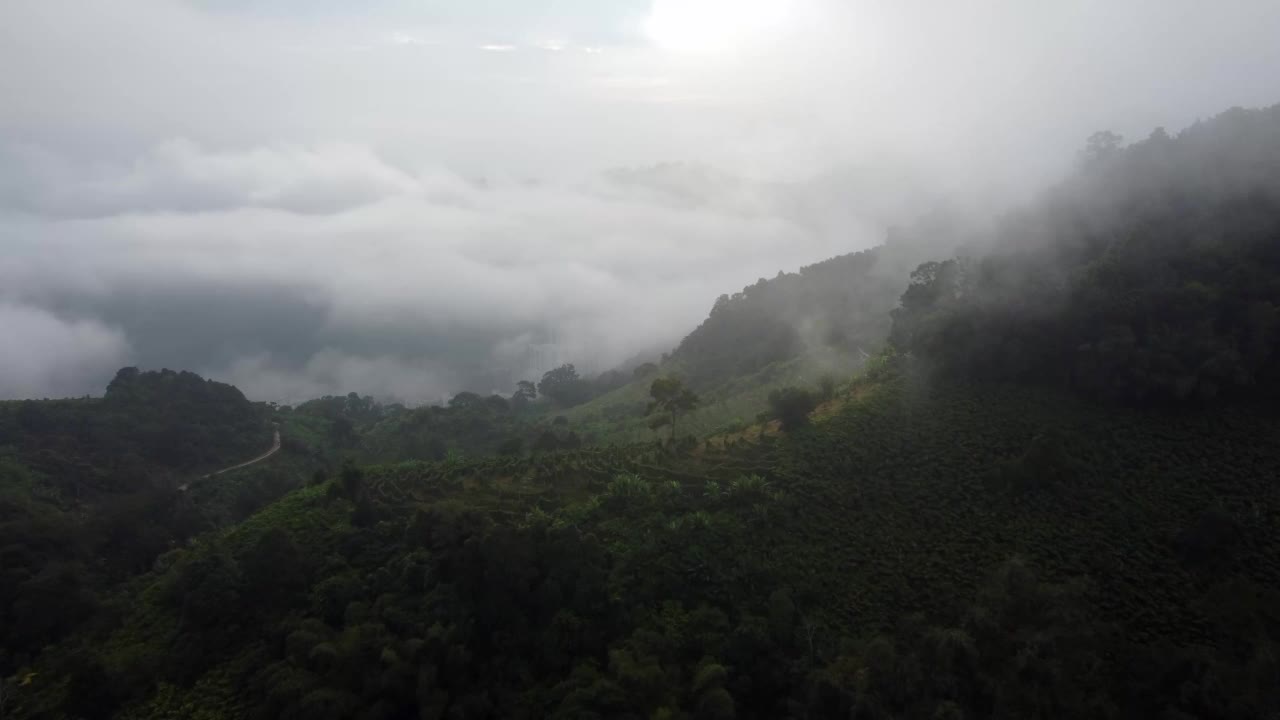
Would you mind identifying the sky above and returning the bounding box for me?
[2,0,1279,402]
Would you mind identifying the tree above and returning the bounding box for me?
[646,377,700,442]
[241,528,309,611]
[497,436,523,457]
[514,381,537,402]
[632,363,659,379]
[767,387,818,432]
[174,550,243,629]
[340,462,365,500]
[538,364,592,407]
[448,392,482,410]
[1080,130,1123,165]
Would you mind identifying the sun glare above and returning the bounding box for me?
[644,0,790,55]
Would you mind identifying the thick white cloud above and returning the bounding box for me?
[0,304,133,399]
[0,140,887,401]
[1,140,419,217]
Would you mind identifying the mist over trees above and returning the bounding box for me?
[892,106,1280,404]
[4,2,1280,710]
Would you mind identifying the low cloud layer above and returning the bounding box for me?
[0,303,132,399]
[3,0,1278,401]
[1,140,886,402]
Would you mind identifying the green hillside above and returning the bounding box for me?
[11,358,1279,718]
[561,216,963,445]
[5,104,1280,719]
[0,369,308,683]
[564,350,859,444]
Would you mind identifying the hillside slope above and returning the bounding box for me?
[0,369,299,681]
[8,104,1280,719]
[564,216,971,444]
[13,360,1279,719]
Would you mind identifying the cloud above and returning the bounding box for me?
[0,140,417,217]
[0,303,133,399]
[2,0,1279,401]
[211,351,458,406]
[0,140,892,401]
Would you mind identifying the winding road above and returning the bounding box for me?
[177,424,282,491]
[203,424,282,479]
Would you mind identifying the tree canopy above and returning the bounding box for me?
[646,376,700,440]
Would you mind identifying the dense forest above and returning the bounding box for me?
[891,106,1280,403]
[0,369,273,684]
[4,104,1280,719]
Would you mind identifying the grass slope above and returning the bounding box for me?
[564,348,863,445]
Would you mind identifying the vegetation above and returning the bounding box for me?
[766,387,820,431]
[5,103,1280,719]
[646,377,701,440]
[564,353,862,445]
[891,105,1280,404]
[0,369,276,680]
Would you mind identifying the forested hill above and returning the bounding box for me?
[6,104,1280,719]
[560,210,974,443]
[1,369,280,695]
[1,367,270,489]
[892,104,1280,404]
[669,212,969,390]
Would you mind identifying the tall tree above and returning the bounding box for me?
[538,364,592,407]
[646,377,700,442]
[1080,130,1123,165]
[514,380,537,402]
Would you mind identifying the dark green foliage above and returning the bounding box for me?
[538,364,594,408]
[647,376,701,441]
[497,436,524,456]
[514,380,538,402]
[0,368,269,489]
[9,104,1280,720]
[345,391,535,464]
[767,387,819,431]
[339,462,364,499]
[172,549,244,630]
[11,362,1280,719]
[100,367,269,469]
[0,368,276,679]
[891,105,1280,405]
[240,528,311,612]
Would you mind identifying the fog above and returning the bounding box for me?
[2,0,1278,402]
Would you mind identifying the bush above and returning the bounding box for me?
[767,387,819,431]
[818,375,837,401]
[605,473,652,505]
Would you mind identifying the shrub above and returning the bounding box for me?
[605,473,651,504]
[819,375,837,400]
[728,474,770,498]
[768,387,820,431]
